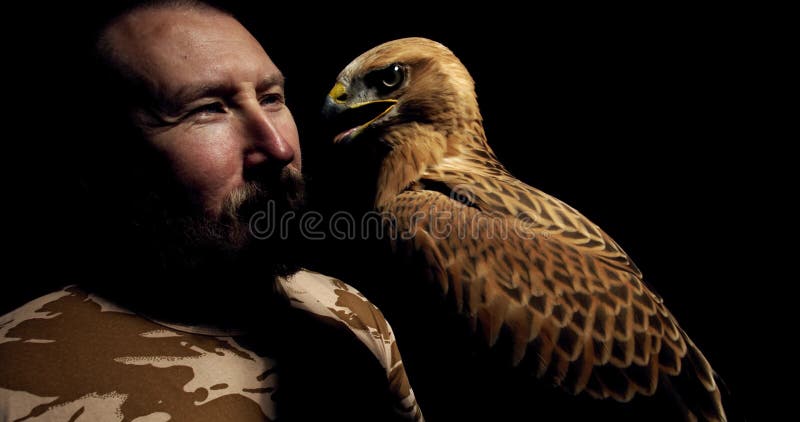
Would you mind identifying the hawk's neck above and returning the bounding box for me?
[374,122,504,208]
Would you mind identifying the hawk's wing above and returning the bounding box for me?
[425,160,641,278]
[381,188,724,421]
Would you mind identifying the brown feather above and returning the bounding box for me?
[330,37,726,421]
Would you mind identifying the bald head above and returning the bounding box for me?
[99,4,270,111]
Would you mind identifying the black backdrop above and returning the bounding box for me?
[7,2,772,420]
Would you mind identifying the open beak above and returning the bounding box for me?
[322,83,397,144]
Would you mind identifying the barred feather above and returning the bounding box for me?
[327,37,727,421]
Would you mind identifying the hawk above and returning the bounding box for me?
[321,37,727,421]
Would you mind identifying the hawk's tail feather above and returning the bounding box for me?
[661,335,727,422]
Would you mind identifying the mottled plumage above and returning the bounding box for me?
[322,37,726,421]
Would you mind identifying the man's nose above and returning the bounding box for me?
[242,107,295,169]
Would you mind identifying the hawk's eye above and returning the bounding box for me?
[380,64,403,87]
[366,63,404,93]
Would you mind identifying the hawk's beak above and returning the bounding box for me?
[322,83,397,144]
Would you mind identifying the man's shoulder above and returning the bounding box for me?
[1,285,164,339]
[0,285,131,339]
[0,276,422,421]
[1,286,76,327]
[278,269,397,352]
[277,270,422,421]
[0,286,280,421]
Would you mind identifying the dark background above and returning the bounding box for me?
[7,2,775,420]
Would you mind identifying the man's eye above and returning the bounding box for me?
[189,102,226,116]
[260,94,284,107]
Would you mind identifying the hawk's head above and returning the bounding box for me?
[322,37,479,147]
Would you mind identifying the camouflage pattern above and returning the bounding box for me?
[0,270,423,421]
[276,271,422,421]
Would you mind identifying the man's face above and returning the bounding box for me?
[108,8,302,218]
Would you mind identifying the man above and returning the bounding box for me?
[0,2,421,421]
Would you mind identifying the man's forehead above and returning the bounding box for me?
[113,9,249,58]
[108,7,278,92]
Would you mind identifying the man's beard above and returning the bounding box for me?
[137,166,307,281]
[76,166,307,328]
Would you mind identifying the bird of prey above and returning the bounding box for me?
[321,37,727,421]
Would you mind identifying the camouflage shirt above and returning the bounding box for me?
[0,270,423,421]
